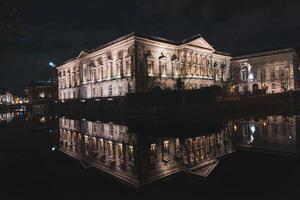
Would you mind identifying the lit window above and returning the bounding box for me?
[39,92,45,98]
[272,83,276,90]
[163,140,170,154]
[150,143,156,158]
[128,145,134,161]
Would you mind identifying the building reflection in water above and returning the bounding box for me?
[0,112,21,123]
[59,117,234,187]
[229,115,299,155]
[26,112,56,131]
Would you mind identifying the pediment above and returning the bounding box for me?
[184,37,215,51]
[77,50,89,60]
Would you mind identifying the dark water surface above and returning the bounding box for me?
[0,111,300,199]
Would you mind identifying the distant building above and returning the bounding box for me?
[25,81,57,110]
[0,88,14,105]
[57,32,231,101]
[230,48,300,94]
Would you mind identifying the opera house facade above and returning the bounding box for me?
[57,32,300,100]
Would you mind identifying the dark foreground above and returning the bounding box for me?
[0,112,300,199]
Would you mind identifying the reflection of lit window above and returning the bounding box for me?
[234,125,237,131]
[118,143,124,159]
[250,124,256,134]
[163,140,170,154]
[175,138,180,153]
[128,145,134,162]
[92,137,97,150]
[150,143,156,158]
[99,139,104,152]
[39,92,45,98]
[108,141,113,158]
[40,117,46,123]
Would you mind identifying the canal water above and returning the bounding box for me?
[0,110,299,199]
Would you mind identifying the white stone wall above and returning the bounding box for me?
[231,50,299,94]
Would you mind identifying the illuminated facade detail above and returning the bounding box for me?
[58,117,233,187]
[231,48,300,94]
[0,89,14,105]
[57,32,230,100]
[229,115,298,153]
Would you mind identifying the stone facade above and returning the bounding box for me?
[230,48,300,94]
[57,32,230,100]
[57,33,300,99]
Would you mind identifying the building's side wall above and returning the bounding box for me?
[57,37,136,100]
[231,51,299,94]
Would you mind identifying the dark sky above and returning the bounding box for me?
[1,0,300,94]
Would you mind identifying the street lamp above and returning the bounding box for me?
[49,61,56,68]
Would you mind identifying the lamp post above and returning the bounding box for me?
[48,61,57,112]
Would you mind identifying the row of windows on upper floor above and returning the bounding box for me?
[58,55,226,78]
[238,66,291,82]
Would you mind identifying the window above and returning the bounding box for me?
[39,92,45,98]
[126,61,131,75]
[160,62,167,76]
[108,85,112,96]
[148,61,154,75]
[241,70,247,82]
[175,138,180,154]
[163,140,170,155]
[128,82,132,93]
[84,89,88,98]
[279,68,285,77]
[150,143,156,159]
[100,87,103,97]
[108,141,114,158]
[92,87,96,97]
[252,69,257,80]
[271,69,276,80]
[118,143,124,159]
[100,67,103,79]
[261,70,266,81]
[272,83,276,90]
[128,145,134,162]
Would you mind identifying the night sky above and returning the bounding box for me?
[1,0,300,94]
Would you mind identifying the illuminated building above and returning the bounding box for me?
[57,32,231,100]
[0,88,14,105]
[230,48,300,94]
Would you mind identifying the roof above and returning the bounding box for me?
[58,32,226,67]
[232,48,297,61]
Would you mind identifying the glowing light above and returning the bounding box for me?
[234,125,237,131]
[248,73,254,80]
[250,124,256,134]
[289,136,292,139]
[49,62,56,68]
[51,146,56,151]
